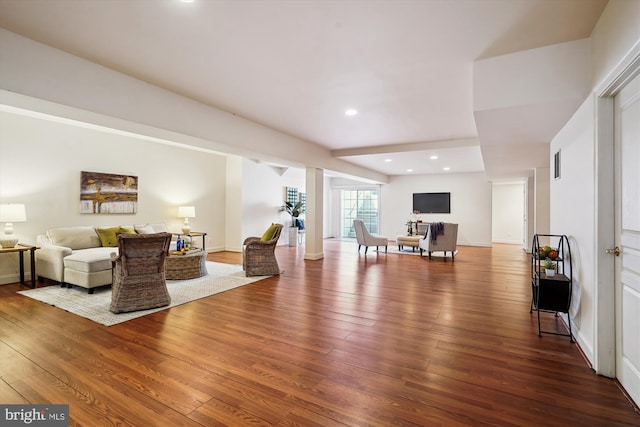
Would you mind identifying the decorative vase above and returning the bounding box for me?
[289,226,297,246]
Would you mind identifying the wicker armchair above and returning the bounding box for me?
[242,223,283,277]
[110,233,172,313]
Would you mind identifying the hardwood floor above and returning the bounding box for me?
[1,240,638,426]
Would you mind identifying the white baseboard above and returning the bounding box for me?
[0,273,30,285]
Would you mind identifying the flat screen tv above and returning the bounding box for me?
[413,192,451,214]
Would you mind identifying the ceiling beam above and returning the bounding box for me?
[331,138,479,157]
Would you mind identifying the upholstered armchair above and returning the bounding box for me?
[353,219,388,254]
[243,223,283,277]
[110,233,172,313]
[419,222,458,261]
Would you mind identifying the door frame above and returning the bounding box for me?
[593,41,640,377]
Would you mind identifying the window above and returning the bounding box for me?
[554,150,561,180]
[341,189,380,238]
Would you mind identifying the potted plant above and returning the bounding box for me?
[543,258,557,277]
[284,201,304,246]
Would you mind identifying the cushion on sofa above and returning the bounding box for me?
[96,226,121,247]
[63,247,115,273]
[135,223,169,234]
[134,224,156,234]
[119,226,136,235]
[47,226,101,250]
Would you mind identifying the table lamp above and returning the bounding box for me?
[178,206,196,234]
[0,203,27,248]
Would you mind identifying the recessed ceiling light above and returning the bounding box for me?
[180,0,195,3]
[430,155,438,160]
[407,168,413,173]
[384,159,392,163]
[443,167,450,171]
[345,109,358,116]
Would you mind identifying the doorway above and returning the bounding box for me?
[613,71,640,407]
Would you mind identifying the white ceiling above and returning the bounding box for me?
[0,0,607,179]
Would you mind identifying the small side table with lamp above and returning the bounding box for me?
[0,203,39,288]
[0,203,27,248]
[176,206,206,250]
[178,205,196,234]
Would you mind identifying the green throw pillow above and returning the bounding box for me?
[96,226,121,247]
[119,226,136,235]
[260,223,279,241]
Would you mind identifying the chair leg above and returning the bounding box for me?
[358,244,361,252]
[385,245,387,253]
[429,252,432,260]
[365,246,368,254]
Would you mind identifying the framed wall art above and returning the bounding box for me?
[80,171,138,214]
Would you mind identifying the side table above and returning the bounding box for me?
[173,232,207,251]
[0,244,39,288]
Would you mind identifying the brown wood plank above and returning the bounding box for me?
[0,241,637,425]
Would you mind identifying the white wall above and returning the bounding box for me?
[0,110,227,283]
[534,167,550,237]
[551,96,596,361]
[492,182,524,244]
[549,0,640,370]
[240,159,305,250]
[323,175,332,239]
[590,0,640,89]
[381,172,492,246]
[524,176,535,252]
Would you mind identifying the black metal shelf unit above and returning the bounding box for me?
[530,234,573,341]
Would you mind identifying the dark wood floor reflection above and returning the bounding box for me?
[1,240,638,426]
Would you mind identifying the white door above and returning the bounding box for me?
[614,72,640,406]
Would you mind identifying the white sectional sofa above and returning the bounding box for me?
[36,223,172,293]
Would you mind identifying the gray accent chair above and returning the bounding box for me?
[419,223,458,261]
[353,219,388,254]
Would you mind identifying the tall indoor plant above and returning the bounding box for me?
[284,201,304,227]
[284,201,304,246]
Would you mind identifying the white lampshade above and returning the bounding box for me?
[178,206,196,234]
[0,203,27,248]
[0,204,27,223]
[177,206,196,218]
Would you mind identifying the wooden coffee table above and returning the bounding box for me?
[165,249,208,280]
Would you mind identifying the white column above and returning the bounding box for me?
[225,155,243,252]
[304,167,324,260]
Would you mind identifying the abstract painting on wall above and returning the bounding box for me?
[80,171,138,214]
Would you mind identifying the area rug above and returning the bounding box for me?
[17,262,270,326]
[375,246,459,258]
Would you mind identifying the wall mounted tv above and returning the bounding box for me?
[413,192,451,214]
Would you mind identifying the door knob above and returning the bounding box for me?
[605,246,620,256]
